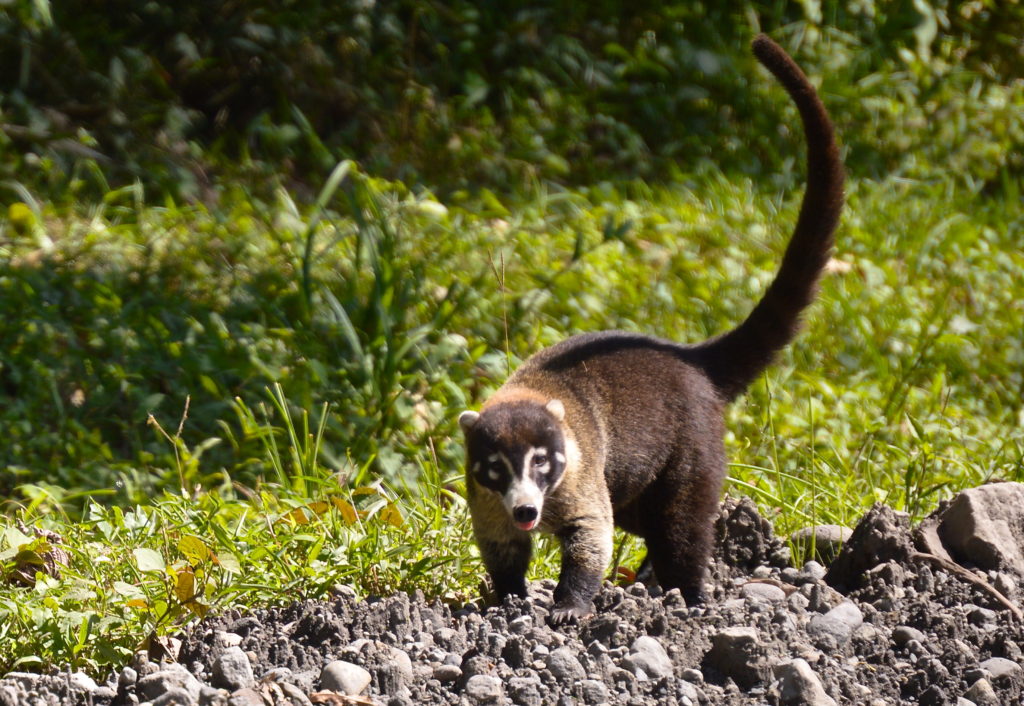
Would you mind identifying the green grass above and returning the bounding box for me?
[2,164,1023,675]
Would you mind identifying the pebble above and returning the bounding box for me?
[962,678,999,706]
[681,667,704,683]
[138,664,203,703]
[979,656,1021,683]
[579,679,608,704]
[546,646,586,682]
[968,606,998,630]
[319,660,371,695]
[224,687,262,706]
[211,646,255,691]
[148,686,196,705]
[432,664,461,682]
[621,636,673,679]
[741,581,787,602]
[892,625,926,647]
[773,658,837,706]
[807,601,863,647]
[464,674,503,704]
[704,627,764,688]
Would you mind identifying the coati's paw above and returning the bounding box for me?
[549,599,592,626]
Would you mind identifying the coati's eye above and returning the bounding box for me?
[532,454,548,468]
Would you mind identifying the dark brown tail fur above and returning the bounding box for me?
[695,34,844,402]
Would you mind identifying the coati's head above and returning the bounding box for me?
[458,398,567,532]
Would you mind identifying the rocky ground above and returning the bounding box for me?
[3,483,1024,706]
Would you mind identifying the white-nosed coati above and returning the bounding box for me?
[458,34,844,625]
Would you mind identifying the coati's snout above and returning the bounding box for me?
[459,398,568,531]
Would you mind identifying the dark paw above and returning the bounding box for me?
[683,585,707,607]
[549,600,591,626]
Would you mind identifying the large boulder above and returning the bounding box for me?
[934,482,1024,578]
[825,504,914,592]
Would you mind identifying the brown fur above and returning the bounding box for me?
[460,35,844,624]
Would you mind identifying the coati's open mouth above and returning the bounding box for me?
[514,518,539,532]
[511,501,541,532]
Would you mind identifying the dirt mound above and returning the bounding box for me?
[2,491,1023,705]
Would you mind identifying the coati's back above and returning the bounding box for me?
[504,330,726,510]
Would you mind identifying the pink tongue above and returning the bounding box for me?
[515,519,538,531]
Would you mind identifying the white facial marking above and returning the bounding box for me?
[485,452,513,482]
[523,446,551,477]
[554,451,566,465]
[502,476,544,519]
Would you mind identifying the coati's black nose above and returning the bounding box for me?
[513,505,538,524]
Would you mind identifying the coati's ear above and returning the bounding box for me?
[458,410,481,433]
[545,399,566,422]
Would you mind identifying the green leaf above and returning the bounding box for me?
[133,548,165,573]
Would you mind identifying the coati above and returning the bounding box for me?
[458,34,844,625]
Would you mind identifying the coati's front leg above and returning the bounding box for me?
[551,517,613,625]
[478,535,532,600]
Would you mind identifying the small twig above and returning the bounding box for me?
[910,551,1023,621]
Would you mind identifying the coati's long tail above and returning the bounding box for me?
[696,34,844,402]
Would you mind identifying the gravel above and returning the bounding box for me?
[3,491,1024,705]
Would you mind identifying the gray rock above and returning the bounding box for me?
[213,631,243,649]
[197,686,229,706]
[703,627,764,688]
[153,686,198,706]
[508,676,543,706]
[808,601,863,647]
[67,672,98,693]
[740,582,787,602]
[279,682,314,706]
[802,560,828,580]
[937,482,1024,575]
[461,654,494,680]
[621,636,673,679]
[225,687,263,706]
[979,656,1021,683]
[825,504,914,592]
[118,666,139,691]
[791,525,854,564]
[546,646,586,682]
[892,625,927,647]
[773,658,837,706]
[319,660,371,695]
[681,668,704,683]
[993,572,1018,599]
[94,686,117,701]
[962,678,999,706]
[138,664,203,702]
[579,679,608,704]
[968,606,998,629]
[376,647,414,693]
[432,664,462,682]
[211,646,255,691]
[464,674,503,704]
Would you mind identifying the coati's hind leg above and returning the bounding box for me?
[551,516,614,625]
[640,457,726,605]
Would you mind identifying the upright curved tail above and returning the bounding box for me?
[695,34,844,401]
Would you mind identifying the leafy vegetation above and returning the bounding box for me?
[2,0,1023,679]
[2,1,1023,200]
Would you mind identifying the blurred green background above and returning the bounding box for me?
[1,0,1022,517]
